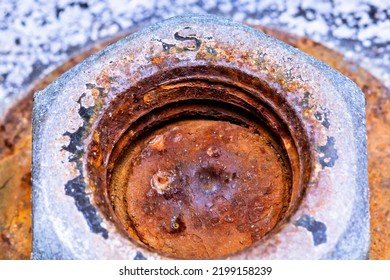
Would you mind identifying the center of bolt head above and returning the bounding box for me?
[111,119,291,258]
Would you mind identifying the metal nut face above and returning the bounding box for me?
[32,15,369,259]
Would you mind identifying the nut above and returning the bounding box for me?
[32,15,369,259]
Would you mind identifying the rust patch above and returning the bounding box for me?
[111,120,291,258]
[0,134,31,259]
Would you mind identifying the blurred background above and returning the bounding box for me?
[1,0,389,114]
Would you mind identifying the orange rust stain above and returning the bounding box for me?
[152,56,165,64]
[88,130,103,168]
[143,94,153,105]
[0,135,32,260]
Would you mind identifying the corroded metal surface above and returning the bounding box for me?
[111,117,292,258]
[32,15,368,259]
[1,18,387,259]
[0,94,32,259]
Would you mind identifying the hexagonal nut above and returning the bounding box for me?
[32,15,369,259]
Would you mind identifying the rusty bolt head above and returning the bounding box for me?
[32,15,369,259]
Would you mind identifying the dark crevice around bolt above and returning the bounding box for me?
[317,136,338,169]
[294,214,327,246]
[62,92,108,239]
[134,251,147,260]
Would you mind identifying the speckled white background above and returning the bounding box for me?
[1,0,389,117]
